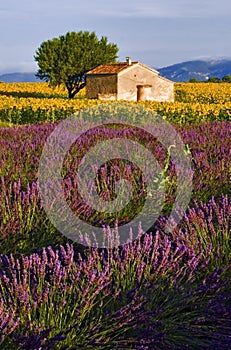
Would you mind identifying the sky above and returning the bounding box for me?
[0,0,231,73]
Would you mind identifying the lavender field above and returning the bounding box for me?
[0,108,230,348]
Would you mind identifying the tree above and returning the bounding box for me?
[34,31,118,98]
[207,76,221,83]
[222,75,231,83]
[189,78,198,83]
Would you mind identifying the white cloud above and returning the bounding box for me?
[2,0,231,20]
[76,0,231,19]
[0,61,37,73]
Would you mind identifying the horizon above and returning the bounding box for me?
[1,56,231,76]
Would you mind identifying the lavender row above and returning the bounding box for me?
[1,166,230,264]
[0,120,230,200]
[0,233,230,349]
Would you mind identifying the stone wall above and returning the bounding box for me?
[86,74,117,99]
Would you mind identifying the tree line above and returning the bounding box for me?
[189,75,231,83]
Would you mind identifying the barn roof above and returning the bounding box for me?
[86,62,139,74]
[86,61,162,78]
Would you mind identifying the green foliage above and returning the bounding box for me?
[188,78,199,82]
[206,75,231,83]
[207,76,221,83]
[34,31,118,98]
[222,74,231,82]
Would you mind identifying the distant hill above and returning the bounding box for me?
[0,72,38,83]
[1,59,231,83]
[158,59,231,82]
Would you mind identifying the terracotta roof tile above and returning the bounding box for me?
[86,62,138,75]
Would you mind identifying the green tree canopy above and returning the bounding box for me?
[188,78,199,83]
[34,31,118,98]
[222,75,231,83]
[207,76,221,83]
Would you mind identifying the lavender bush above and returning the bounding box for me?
[0,239,230,349]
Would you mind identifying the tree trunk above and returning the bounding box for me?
[66,82,86,99]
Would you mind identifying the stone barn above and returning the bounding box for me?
[86,57,174,102]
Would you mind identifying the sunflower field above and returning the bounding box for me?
[0,82,230,125]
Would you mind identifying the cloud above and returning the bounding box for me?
[76,0,231,19]
[1,0,231,21]
[0,61,37,73]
